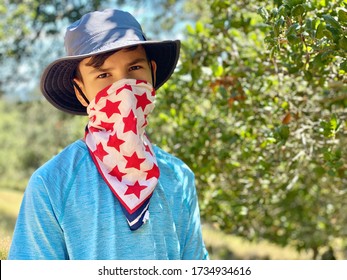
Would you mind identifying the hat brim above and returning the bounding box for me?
[40,40,180,115]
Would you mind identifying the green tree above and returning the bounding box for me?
[0,0,106,96]
[148,0,347,259]
[0,99,27,189]
[0,97,85,191]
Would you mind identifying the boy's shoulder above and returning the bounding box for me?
[32,139,89,178]
[153,145,194,177]
[153,145,197,198]
[24,140,90,221]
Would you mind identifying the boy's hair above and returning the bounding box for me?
[74,45,151,82]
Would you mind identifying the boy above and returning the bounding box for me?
[8,9,208,260]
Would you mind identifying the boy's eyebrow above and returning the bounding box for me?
[126,57,148,67]
[88,66,112,74]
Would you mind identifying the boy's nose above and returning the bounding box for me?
[115,71,133,81]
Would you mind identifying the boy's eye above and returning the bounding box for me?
[97,73,109,79]
[129,65,141,71]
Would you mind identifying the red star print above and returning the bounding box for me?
[100,100,121,118]
[124,152,145,169]
[144,144,153,156]
[88,126,100,133]
[124,181,147,199]
[107,132,125,152]
[136,80,148,87]
[99,121,114,131]
[109,165,126,181]
[89,114,96,122]
[94,143,109,161]
[95,84,112,104]
[135,92,152,111]
[145,164,160,180]
[116,84,132,94]
[142,115,148,128]
[122,110,137,134]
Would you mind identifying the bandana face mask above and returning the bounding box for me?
[84,79,160,230]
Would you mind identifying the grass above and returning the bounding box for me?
[0,188,23,260]
[202,224,311,260]
[0,188,337,260]
[0,236,10,260]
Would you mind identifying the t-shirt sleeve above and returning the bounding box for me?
[7,173,68,260]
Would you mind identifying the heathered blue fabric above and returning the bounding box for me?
[8,139,208,260]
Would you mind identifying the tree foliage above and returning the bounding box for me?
[0,0,346,259]
[0,0,107,96]
[0,98,85,190]
[0,0,106,59]
[148,0,347,259]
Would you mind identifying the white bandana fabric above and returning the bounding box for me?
[84,79,160,230]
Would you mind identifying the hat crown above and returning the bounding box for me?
[65,9,146,56]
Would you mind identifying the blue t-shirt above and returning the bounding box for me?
[8,140,208,260]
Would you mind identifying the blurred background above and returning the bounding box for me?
[0,0,346,260]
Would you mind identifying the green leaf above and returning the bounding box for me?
[305,18,314,32]
[321,50,334,61]
[278,5,289,17]
[338,9,347,22]
[330,115,338,131]
[326,25,342,42]
[274,125,290,143]
[316,22,325,39]
[304,70,313,81]
[281,101,289,109]
[284,0,305,8]
[191,68,200,81]
[340,60,347,72]
[260,137,277,148]
[292,4,305,17]
[213,65,224,77]
[170,107,176,117]
[320,114,341,138]
[339,36,347,51]
[323,29,334,40]
[287,34,301,44]
[274,16,285,37]
[211,0,231,9]
[322,15,341,30]
[287,65,300,73]
[196,21,204,33]
[286,23,300,36]
[258,7,269,22]
[0,6,7,14]
[186,24,195,35]
[218,86,228,98]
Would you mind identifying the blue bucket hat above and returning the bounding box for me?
[40,9,180,115]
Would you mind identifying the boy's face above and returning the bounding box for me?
[73,45,157,106]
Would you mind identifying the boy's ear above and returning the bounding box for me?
[151,60,157,86]
[73,78,89,107]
